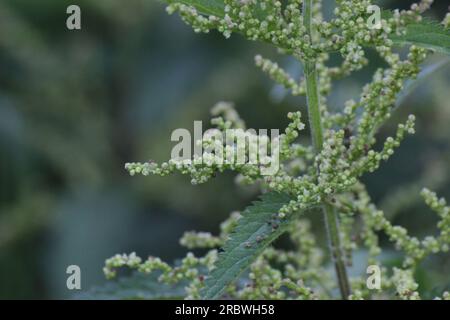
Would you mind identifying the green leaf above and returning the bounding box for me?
[163,1,450,56]
[390,18,450,56]
[77,272,187,300]
[201,192,299,300]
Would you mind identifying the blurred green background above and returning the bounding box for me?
[0,0,449,299]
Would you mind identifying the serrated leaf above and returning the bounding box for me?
[162,1,450,56]
[201,192,299,300]
[390,18,450,56]
[77,272,187,300]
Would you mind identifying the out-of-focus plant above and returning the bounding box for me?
[97,0,450,300]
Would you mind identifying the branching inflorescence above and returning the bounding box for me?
[105,0,450,300]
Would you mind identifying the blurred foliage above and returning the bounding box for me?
[0,0,449,298]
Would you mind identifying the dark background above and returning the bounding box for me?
[0,0,449,299]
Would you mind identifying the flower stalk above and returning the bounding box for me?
[302,0,351,299]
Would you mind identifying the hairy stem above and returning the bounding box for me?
[302,0,351,300]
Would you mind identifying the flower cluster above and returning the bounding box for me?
[110,0,450,300]
[331,182,450,299]
[104,218,334,299]
[104,250,218,299]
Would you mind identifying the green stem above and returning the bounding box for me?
[323,203,352,299]
[302,0,351,300]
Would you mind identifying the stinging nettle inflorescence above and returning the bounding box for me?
[115,0,450,300]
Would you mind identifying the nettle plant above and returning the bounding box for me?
[100,0,450,300]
